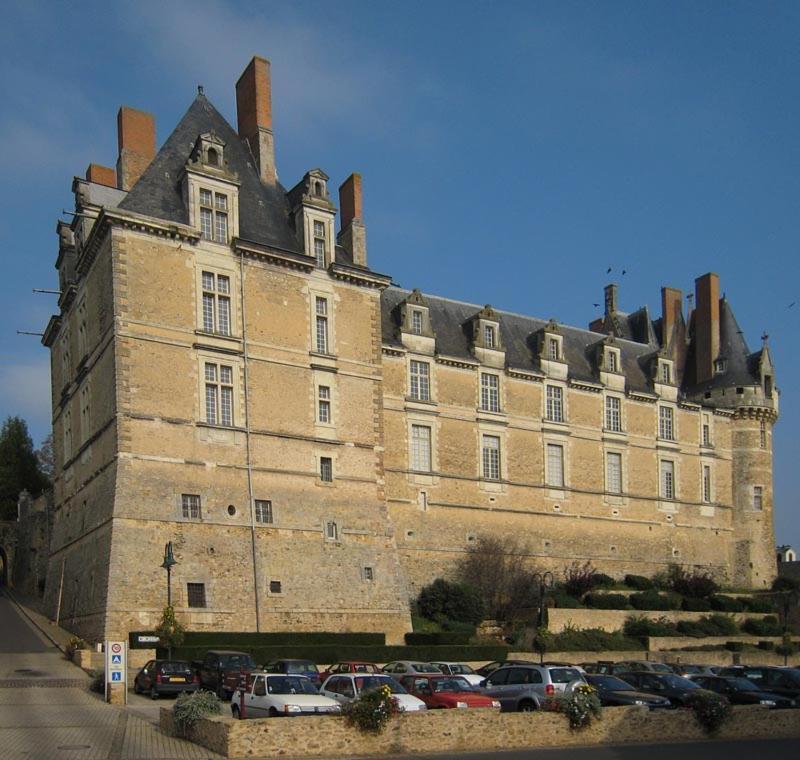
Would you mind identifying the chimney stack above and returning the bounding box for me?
[338,173,367,267]
[694,273,720,383]
[85,163,117,189]
[604,284,618,316]
[236,56,276,185]
[116,107,156,191]
[661,287,682,350]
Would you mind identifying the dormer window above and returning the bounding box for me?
[200,188,228,243]
[548,337,560,361]
[714,358,727,374]
[207,147,219,167]
[484,325,496,349]
[314,180,324,196]
[411,310,423,335]
[658,360,672,384]
[607,351,618,372]
[313,220,327,267]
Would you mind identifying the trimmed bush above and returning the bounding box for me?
[682,597,712,612]
[584,593,630,610]
[174,691,221,736]
[741,616,782,636]
[404,632,471,646]
[757,640,775,650]
[709,595,745,613]
[417,579,485,625]
[592,573,616,588]
[629,591,682,611]
[623,615,679,638]
[549,626,643,652]
[624,574,654,591]
[741,596,775,613]
[145,631,386,648]
[676,614,738,637]
[687,690,731,735]
[725,641,744,652]
[550,589,583,608]
[668,566,719,599]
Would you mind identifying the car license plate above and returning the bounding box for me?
[169,677,185,683]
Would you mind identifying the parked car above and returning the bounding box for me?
[580,661,615,675]
[194,650,257,700]
[615,671,711,707]
[133,660,198,699]
[319,661,382,681]
[399,674,501,710]
[429,662,484,686]
[231,673,341,719]
[319,673,426,712]
[584,674,672,709]
[611,661,674,675]
[263,659,321,687]
[474,659,535,678]
[671,664,717,678]
[382,661,443,677]
[692,675,795,708]
[716,666,800,701]
[480,663,586,712]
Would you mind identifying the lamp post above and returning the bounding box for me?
[532,571,555,629]
[161,542,177,607]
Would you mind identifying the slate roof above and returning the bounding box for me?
[120,94,298,253]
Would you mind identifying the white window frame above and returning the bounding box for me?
[480,372,500,412]
[313,219,327,267]
[317,385,332,424]
[701,412,712,447]
[181,493,202,520]
[314,296,330,354]
[203,361,235,426]
[255,499,273,524]
[320,456,334,483]
[410,424,432,472]
[546,442,565,488]
[659,459,676,501]
[481,434,501,481]
[484,324,496,349]
[545,384,564,423]
[702,464,712,504]
[411,309,423,335]
[658,359,673,384]
[324,520,339,541]
[200,270,232,336]
[199,187,230,244]
[547,336,560,361]
[604,395,622,432]
[409,359,431,401]
[606,451,622,494]
[753,485,763,511]
[658,405,675,441]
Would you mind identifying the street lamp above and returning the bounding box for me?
[161,541,177,607]
[532,571,555,629]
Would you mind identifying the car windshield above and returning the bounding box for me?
[680,665,701,674]
[650,663,674,674]
[443,664,474,675]
[660,675,698,689]
[266,676,318,695]
[433,678,473,693]
[550,668,582,684]
[159,662,192,674]
[220,655,256,669]
[588,676,634,690]
[413,663,444,673]
[285,661,318,674]
[356,676,406,695]
[727,678,760,691]
[352,664,379,673]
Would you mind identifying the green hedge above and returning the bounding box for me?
[741,596,775,613]
[169,631,386,647]
[624,575,654,591]
[404,632,472,646]
[584,593,630,610]
[682,597,712,612]
[623,615,679,638]
[741,616,782,636]
[676,614,739,637]
[160,643,509,665]
[548,627,643,652]
[709,595,745,613]
[629,591,682,611]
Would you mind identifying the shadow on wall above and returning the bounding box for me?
[0,546,8,586]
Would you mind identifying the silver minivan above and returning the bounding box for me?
[480,664,586,712]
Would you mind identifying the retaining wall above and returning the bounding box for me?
[548,608,769,633]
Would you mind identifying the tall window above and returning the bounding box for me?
[187,583,206,608]
[313,220,326,267]
[255,499,273,524]
[77,299,88,359]
[484,324,496,349]
[63,409,72,461]
[320,457,333,482]
[606,452,622,494]
[182,493,201,519]
[315,297,329,354]
[201,272,231,335]
[318,385,331,423]
[199,188,228,243]
[548,337,559,361]
[80,384,91,442]
[659,362,671,384]
[325,520,339,540]
[546,385,564,422]
[606,351,618,372]
[760,421,767,449]
[658,406,674,440]
[702,413,711,446]
[480,373,500,412]
[753,486,763,511]
[702,465,712,503]
[410,424,432,472]
[409,360,430,401]
[205,362,234,426]
[605,396,622,432]
[411,310,423,335]
[546,443,565,487]
[482,435,501,480]
[60,331,71,385]
[660,460,675,500]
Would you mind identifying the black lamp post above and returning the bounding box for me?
[532,571,555,630]
[161,542,177,607]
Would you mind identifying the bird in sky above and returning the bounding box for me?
[789,302,796,309]
[606,267,612,274]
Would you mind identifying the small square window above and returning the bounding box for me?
[269,580,282,594]
[181,494,201,520]
[255,499,273,524]
[363,566,374,582]
[320,457,333,482]
[325,520,339,540]
[187,583,206,608]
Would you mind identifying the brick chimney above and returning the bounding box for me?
[604,283,618,316]
[85,163,117,189]
[694,273,720,383]
[236,56,276,185]
[116,107,156,191]
[661,287,682,349]
[338,173,367,266]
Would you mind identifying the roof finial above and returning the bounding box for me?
[761,331,769,346]
[197,85,204,96]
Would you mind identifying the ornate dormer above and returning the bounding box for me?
[56,220,77,310]
[287,169,337,268]
[537,319,567,380]
[398,289,435,355]
[651,350,677,401]
[595,334,624,391]
[182,131,241,245]
[470,305,504,369]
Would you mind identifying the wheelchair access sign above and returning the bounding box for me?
[105,640,127,700]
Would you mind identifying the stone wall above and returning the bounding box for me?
[162,704,800,759]
[548,607,770,633]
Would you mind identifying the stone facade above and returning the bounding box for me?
[40,56,779,644]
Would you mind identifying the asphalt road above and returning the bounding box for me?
[0,588,51,653]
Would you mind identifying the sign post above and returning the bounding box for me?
[105,640,128,705]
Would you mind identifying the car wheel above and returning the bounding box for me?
[150,687,158,700]
[518,700,537,712]
[268,707,279,718]
[231,704,241,720]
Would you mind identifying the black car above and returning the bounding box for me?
[693,675,795,708]
[616,671,711,706]
[133,659,198,699]
[717,666,800,701]
[585,674,672,709]
[193,650,257,700]
[475,659,535,679]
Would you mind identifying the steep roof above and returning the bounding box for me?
[120,94,298,252]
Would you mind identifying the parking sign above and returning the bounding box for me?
[104,640,127,703]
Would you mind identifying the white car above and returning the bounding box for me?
[320,673,427,712]
[429,662,484,686]
[231,673,341,719]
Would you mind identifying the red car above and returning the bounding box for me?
[399,674,501,710]
[320,661,382,680]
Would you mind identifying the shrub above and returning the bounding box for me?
[65,636,86,661]
[549,625,642,652]
[342,683,398,733]
[741,616,782,636]
[741,596,775,613]
[624,574,654,591]
[584,593,630,610]
[682,597,712,612]
[686,690,731,735]
[668,566,719,599]
[562,684,603,729]
[676,615,738,637]
[709,595,745,613]
[563,561,604,598]
[592,573,616,588]
[550,588,583,608]
[173,691,221,736]
[417,579,485,625]
[629,591,682,611]
[757,640,775,650]
[725,641,744,652]
[623,615,679,638]
[155,605,186,653]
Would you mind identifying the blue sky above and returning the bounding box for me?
[1,1,798,548]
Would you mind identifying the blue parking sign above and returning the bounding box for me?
[111,655,122,664]
[111,672,122,681]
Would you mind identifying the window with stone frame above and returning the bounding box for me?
[480,373,500,412]
[606,452,622,494]
[63,409,72,462]
[702,413,712,447]
[753,486,763,511]
[546,443,565,488]
[199,188,229,243]
[481,435,501,480]
[201,271,232,335]
[255,499,273,524]
[60,330,71,387]
[659,460,675,500]
[546,385,564,422]
[325,520,339,540]
[77,298,88,360]
[604,396,622,432]
[313,220,326,267]
[484,324,496,349]
[760,420,767,449]
[548,336,560,361]
[658,405,675,441]
[315,297,330,354]
[79,383,91,443]
[204,362,234,426]
[181,493,201,520]
[411,309,423,335]
[409,360,431,401]
[702,465,712,503]
[659,361,672,384]
[317,385,331,424]
[320,456,333,482]
[269,580,282,593]
[187,582,206,608]
[410,424,432,472]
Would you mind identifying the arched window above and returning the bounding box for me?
[314,181,323,196]
[207,147,219,167]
